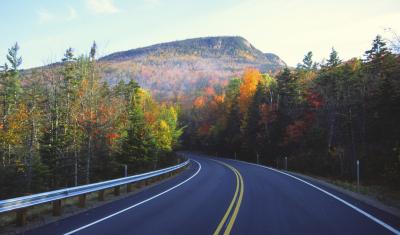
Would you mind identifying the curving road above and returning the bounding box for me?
[27,152,400,235]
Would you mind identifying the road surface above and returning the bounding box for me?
[27,152,400,235]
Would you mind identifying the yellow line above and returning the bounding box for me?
[213,166,239,235]
[212,160,244,235]
[224,167,244,235]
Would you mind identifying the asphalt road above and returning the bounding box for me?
[26,152,400,235]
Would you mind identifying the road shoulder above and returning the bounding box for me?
[285,170,400,219]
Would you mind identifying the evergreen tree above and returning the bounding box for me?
[297,51,314,70]
[242,83,265,160]
[120,96,155,170]
[326,47,341,67]
[0,43,23,167]
[365,35,389,62]
[90,41,97,61]
[6,43,22,71]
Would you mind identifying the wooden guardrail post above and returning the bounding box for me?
[114,186,120,196]
[78,194,86,208]
[126,184,132,193]
[16,208,27,226]
[98,189,105,201]
[52,200,62,216]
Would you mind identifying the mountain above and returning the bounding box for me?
[99,36,286,103]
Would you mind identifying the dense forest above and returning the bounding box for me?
[182,35,400,189]
[0,43,182,199]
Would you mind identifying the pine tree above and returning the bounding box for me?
[0,43,23,166]
[242,83,265,160]
[326,47,341,67]
[120,96,155,170]
[297,51,314,70]
[365,35,389,62]
[6,43,22,71]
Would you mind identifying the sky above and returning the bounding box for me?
[0,0,399,69]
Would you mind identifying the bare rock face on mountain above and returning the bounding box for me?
[101,36,286,102]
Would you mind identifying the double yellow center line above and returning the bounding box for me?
[213,160,244,235]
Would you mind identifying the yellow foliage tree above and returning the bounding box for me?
[238,68,261,114]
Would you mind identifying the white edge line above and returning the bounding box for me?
[226,158,400,235]
[64,159,202,235]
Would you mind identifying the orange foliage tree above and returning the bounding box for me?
[238,68,261,114]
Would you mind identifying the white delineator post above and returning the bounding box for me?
[285,157,288,170]
[357,160,360,192]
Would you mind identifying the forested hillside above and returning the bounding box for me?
[0,43,182,199]
[99,36,286,105]
[182,35,400,189]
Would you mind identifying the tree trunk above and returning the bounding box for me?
[328,111,335,149]
[86,134,91,184]
[74,134,78,186]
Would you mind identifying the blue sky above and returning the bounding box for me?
[1,0,399,68]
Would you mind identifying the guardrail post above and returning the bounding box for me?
[52,200,62,216]
[114,186,120,196]
[78,194,86,208]
[126,184,132,193]
[16,208,27,226]
[98,190,105,201]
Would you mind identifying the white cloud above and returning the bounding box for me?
[86,0,119,14]
[67,7,78,21]
[37,9,54,23]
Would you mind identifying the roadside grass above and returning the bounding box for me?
[326,179,400,209]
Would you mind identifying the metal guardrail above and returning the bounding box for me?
[0,159,190,225]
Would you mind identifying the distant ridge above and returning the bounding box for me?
[99,36,286,102]
[101,36,285,68]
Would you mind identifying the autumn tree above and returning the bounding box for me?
[238,68,261,114]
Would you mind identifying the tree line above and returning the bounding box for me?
[182,35,400,188]
[0,42,182,199]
